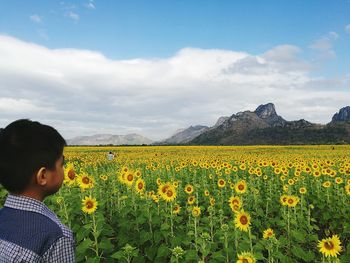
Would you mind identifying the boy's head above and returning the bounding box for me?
[0,119,66,196]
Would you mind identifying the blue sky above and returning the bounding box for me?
[2,1,350,61]
[0,0,350,140]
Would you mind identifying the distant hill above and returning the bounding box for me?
[155,125,209,145]
[67,133,153,146]
[189,103,350,145]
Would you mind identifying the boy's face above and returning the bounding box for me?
[46,154,65,195]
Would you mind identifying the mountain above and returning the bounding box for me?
[213,116,229,128]
[331,106,350,122]
[156,125,209,145]
[189,103,350,145]
[67,133,153,146]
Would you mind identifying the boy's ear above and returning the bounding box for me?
[36,167,48,186]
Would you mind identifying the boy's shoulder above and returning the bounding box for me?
[0,207,66,256]
[0,195,74,258]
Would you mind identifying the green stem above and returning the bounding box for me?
[92,213,99,257]
[248,228,253,254]
[170,202,174,238]
[194,217,198,252]
[224,232,229,263]
[287,207,291,252]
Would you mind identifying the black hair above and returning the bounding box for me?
[0,119,66,193]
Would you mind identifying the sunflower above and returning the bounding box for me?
[235,180,247,194]
[81,196,98,214]
[280,195,288,206]
[234,210,251,232]
[151,194,159,203]
[184,184,194,194]
[335,177,343,185]
[173,204,181,215]
[135,178,146,193]
[64,163,77,186]
[288,179,295,186]
[100,174,108,181]
[236,251,256,263]
[77,173,94,189]
[263,228,275,239]
[187,195,195,205]
[345,184,350,196]
[274,167,281,175]
[121,166,128,173]
[204,190,210,196]
[192,206,201,217]
[318,234,342,258]
[239,164,246,170]
[124,171,135,187]
[210,197,215,206]
[162,184,177,202]
[299,187,307,194]
[158,182,171,196]
[156,177,162,186]
[286,195,300,208]
[135,170,142,177]
[228,196,242,212]
[322,181,331,188]
[313,170,321,177]
[217,179,226,188]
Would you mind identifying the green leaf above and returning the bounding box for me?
[145,246,158,261]
[99,238,113,251]
[185,250,199,261]
[111,250,125,260]
[86,257,100,263]
[291,245,314,262]
[157,244,170,258]
[140,230,152,245]
[76,238,93,254]
[211,251,226,260]
[291,229,306,242]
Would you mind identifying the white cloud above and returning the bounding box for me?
[84,0,95,9]
[346,24,350,34]
[309,31,338,59]
[66,11,79,21]
[29,14,42,23]
[0,35,349,140]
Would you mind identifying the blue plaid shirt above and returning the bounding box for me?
[0,194,75,262]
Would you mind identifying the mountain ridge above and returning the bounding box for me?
[67,133,153,146]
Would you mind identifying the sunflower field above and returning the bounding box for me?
[1,145,350,262]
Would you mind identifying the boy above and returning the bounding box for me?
[0,119,75,262]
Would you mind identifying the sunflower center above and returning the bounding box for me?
[238,184,244,190]
[138,183,143,189]
[232,199,239,205]
[187,187,191,192]
[288,199,293,204]
[86,201,94,209]
[68,170,75,180]
[242,259,248,263]
[324,241,334,250]
[240,215,248,225]
[162,186,169,193]
[82,177,90,184]
[127,174,133,181]
[167,190,173,197]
